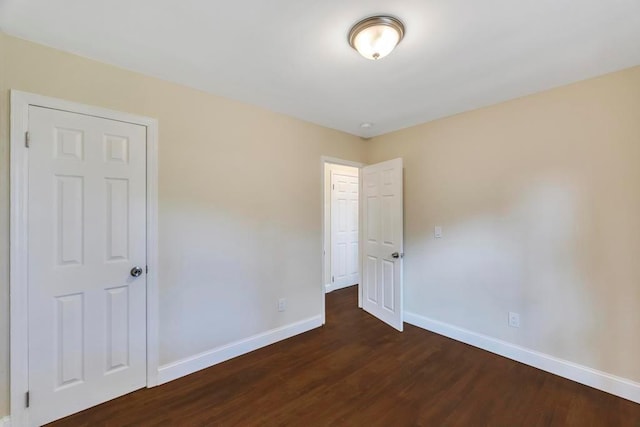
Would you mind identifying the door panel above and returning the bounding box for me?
[28,106,147,426]
[55,175,84,265]
[106,178,130,261]
[361,158,404,331]
[106,285,130,373]
[382,260,395,312]
[55,293,84,389]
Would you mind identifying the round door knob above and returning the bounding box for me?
[130,266,143,277]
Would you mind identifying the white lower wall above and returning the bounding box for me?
[158,316,322,384]
[406,311,640,404]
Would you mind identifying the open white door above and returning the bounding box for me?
[361,158,404,331]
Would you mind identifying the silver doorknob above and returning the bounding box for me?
[130,266,143,277]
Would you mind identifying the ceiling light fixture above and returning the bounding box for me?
[348,15,405,60]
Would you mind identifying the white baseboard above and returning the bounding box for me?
[157,315,323,384]
[0,415,11,427]
[325,283,333,293]
[405,311,640,404]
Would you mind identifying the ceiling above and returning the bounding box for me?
[1,0,639,137]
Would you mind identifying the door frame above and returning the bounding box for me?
[9,90,160,425]
[320,156,364,325]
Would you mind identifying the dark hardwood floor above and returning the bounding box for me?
[48,286,640,426]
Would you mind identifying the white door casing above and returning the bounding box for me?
[26,106,147,426]
[331,171,359,290]
[11,91,159,427]
[361,158,404,331]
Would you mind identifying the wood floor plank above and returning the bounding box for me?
[47,286,640,426]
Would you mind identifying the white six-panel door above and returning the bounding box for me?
[361,158,404,331]
[331,171,359,290]
[27,106,147,426]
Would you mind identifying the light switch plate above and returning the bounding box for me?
[434,226,442,238]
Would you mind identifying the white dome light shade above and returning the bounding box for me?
[349,16,405,60]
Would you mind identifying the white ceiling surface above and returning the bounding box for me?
[1,1,639,137]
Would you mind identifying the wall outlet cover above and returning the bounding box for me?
[508,312,520,328]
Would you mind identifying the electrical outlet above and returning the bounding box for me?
[278,298,287,312]
[508,312,520,328]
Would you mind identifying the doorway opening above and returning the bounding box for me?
[325,163,360,292]
[321,157,364,324]
[321,156,405,331]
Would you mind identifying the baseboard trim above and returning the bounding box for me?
[405,311,640,404]
[0,415,11,427]
[157,315,323,384]
[325,283,333,293]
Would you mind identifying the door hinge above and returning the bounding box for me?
[25,131,30,148]
[26,391,30,408]
[146,265,149,274]
[332,184,335,190]
[332,276,334,283]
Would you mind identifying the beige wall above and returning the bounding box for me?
[2,29,640,419]
[0,32,367,416]
[368,66,640,382]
